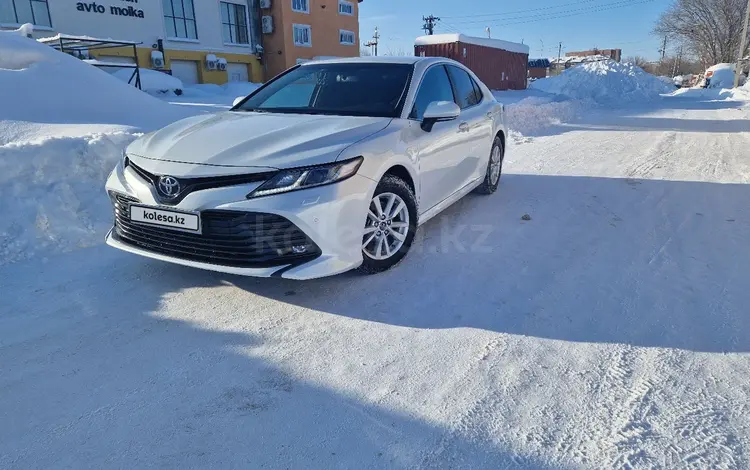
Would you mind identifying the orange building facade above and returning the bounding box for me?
[260,0,362,80]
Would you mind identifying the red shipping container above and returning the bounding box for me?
[414,34,529,90]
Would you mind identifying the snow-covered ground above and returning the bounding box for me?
[2,31,750,469]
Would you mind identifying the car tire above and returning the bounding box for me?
[474,135,504,195]
[358,175,418,274]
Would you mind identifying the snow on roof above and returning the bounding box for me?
[414,34,530,55]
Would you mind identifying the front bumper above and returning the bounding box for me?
[104,160,376,280]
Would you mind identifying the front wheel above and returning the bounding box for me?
[358,175,418,274]
[474,136,504,195]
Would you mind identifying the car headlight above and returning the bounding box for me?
[247,157,363,199]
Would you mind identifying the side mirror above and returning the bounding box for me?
[421,101,460,132]
[232,96,245,108]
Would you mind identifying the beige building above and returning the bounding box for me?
[260,0,363,79]
[1,0,363,84]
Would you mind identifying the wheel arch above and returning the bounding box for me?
[495,129,506,152]
[382,164,416,194]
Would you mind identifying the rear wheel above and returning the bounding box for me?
[475,136,504,195]
[358,175,417,274]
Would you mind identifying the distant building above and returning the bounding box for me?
[566,48,622,62]
[528,58,550,79]
[414,33,530,90]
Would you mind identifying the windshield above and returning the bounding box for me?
[235,63,413,118]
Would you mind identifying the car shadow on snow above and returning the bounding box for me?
[0,247,552,469]
[562,115,750,133]
[506,96,748,138]
[222,174,750,354]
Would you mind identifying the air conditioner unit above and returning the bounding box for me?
[262,16,273,34]
[259,0,271,8]
[151,50,165,69]
[217,58,227,71]
[205,53,218,70]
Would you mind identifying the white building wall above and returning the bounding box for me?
[28,0,254,54]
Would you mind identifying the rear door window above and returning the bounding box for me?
[446,65,480,109]
[471,77,484,103]
[410,65,455,120]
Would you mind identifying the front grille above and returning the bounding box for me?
[125,158,276,205]
[111,194,320,268]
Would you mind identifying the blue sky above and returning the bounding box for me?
[359,0,674,60]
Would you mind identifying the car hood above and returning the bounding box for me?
[127,111,392,169]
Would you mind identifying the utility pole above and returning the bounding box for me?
[735,0,750,87]
[364,26,380,56]
[557,42,562,73]
[672,46,682,77]
[659,35,668,62]
[422,15,440,35]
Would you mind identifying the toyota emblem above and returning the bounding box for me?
[158,176,181,197]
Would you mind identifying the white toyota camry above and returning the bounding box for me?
[105,56,507,279]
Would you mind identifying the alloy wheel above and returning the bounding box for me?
[362,192,410,260]
[490,145,503,185]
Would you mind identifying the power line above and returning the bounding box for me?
[446,0,652,26]
[456,0,655,29]
[439,0,599,19]
[440,22,462,33]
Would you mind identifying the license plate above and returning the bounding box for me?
[130,204,200,232]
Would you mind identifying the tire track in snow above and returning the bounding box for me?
[416,335,524,469]
[625,131,677,180]
[554,347,673,469]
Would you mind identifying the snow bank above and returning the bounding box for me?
[0,25,194,264]
[182,81,261,98]
[0,133,138,264]
[113,68,184,93]
[704,63,745,88]
[0,27,188,138]
[531,60,674,105]
[494,90,582,138]
[223,81,262,97]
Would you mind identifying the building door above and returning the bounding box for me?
[227,63,249,82]
[170,60,200,85]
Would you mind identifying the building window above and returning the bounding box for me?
[293,24,311,47]
[220,1,249,45]
[162,0,197,40]
[0,0,51,27]
[339,30,355,46]
[291,0,309,13]
[338,0,353,16]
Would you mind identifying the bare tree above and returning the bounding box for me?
[383,46,410,57]
[655,0,749,65]
[624,56,651,68]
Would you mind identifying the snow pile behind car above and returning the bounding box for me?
[703,63,745,89]
[0,28,188,141]
[493,89,583,138]
[0,25,192,265]
[113,67,185,94]
[531,60,675,105]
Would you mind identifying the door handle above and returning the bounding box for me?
[458,122,469,133]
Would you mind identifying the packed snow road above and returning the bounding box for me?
[2,95,750,469]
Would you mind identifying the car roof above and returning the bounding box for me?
[300,56,449,66]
